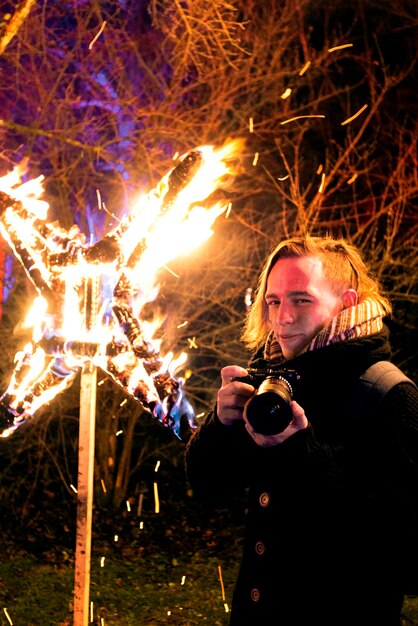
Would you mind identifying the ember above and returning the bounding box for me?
[0,141,240,439]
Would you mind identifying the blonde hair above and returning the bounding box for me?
[242,235,392,351]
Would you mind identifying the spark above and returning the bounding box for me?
[126,500,131,512]
[163,264,180,278]
[90,602,94,623]
[277,174,289,181]
[280,115,325,126]
[341,104,368,126]
[137,493,144,516]
[70,484,78,493]
[172,151,179,160]
[177,321,188,328]
[116,429,123,436]
[119,399,127,407]
[218,564,226,601]
[347,173,358,184]
[114,534,119,542]
[100,556,105,567]
[100,479,107,493]
[88,21,107,50]
[252,152,259,166]
[181,575,186,585]
[139,521,144,529]
[196,412,205,419]
[3,608,13,625]
[328,43,353,53]
[225,201,232,218]
[280,88,292,99]
[96,188,102,210]
[298,61,311,76]
[154,481,160,513]
[245,287,253,310]
[154,460,160,472]
[316,164,323,174]
[101,619,105,626]
[187,336,198,349]
[318,172,326,193]
[249,117,254,133]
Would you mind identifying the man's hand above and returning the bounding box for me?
[243,400,309,447]
[217,365,255,426]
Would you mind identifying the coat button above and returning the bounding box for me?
[259,492,270,507]
[251,588,260,602]
[255,541,265,555]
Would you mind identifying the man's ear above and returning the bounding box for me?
[342,289,358,309]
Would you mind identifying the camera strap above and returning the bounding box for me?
[348,361,418,594]
[349,360,416,426]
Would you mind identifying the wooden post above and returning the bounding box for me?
[74,360,97,626]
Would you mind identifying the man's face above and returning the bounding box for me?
[265,255,344,359]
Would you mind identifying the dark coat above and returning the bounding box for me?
[185,329,418,626]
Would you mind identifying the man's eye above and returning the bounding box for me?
[267,300,279,307]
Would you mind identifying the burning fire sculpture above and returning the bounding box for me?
[0,142,238,439]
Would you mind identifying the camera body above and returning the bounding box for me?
[234,368,301,435]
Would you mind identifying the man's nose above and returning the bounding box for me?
[276,303,294,325]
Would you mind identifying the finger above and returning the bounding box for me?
[218,399,245,425]
[220,365,248,386]
[244,421,254,435]
[290,400,309,428]
[219,386,253,408]
[244,423,273,448]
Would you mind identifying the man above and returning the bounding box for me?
[185,235,418,626]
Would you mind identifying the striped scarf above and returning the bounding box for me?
[264,297,386,364]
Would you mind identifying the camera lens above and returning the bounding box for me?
[244,376,293,435]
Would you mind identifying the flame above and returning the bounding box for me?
[0,139,242,438]
[0,162,49,218]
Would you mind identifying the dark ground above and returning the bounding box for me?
[1,482,418,625]
[0,475,246,625]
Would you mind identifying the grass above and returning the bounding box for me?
[1,523,418,625]
[0,497,242,626]
[1,546,418,625]
[0,542,238,626]
[88,550,235,625]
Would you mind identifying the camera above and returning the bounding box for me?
[234,368,301,435]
